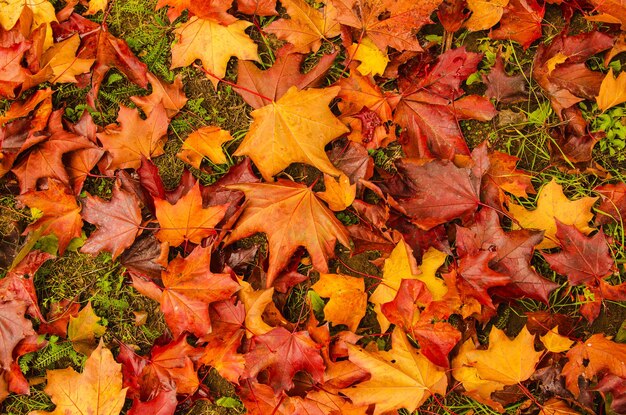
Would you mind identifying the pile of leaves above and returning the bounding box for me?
[2,0,626,414]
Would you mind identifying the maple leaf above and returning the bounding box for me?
[540,327,574,353]
[159,245,240,338]
[225,180,351,286]
[343,328,447,415]
[347,37,390,77]
[234,86,348,181]
[17,180,82,254]
[131,73,188,117]
[311,273,367,331]
[265,0,340,53]
[456,209,558,302]
[482,54,528,104]
[380,158,482,230]
[32,341,127,415]
[238,282,277,337]
[244,327,325,393]
[155,182,228,247]
[331,0,442,53]
[40,34,95,83]
[543,221,614,285]
[170,17,259,88]
[508,179,598,249]
[12,111,93,193]
[586,0,626,29]
[68,302,106,355]
[596,68,626,112]
[394,48,497,159]
[336,70,397,148]
[200,300,246,384]
[81,182,142,259]
[562,334,626,396]
[465,0,509,31]
[236,44,337,109]
[117,335,201,399]
[532,31,614,116]
[237,0,278,15]
[97,104,168,171]
[456,250,511,309]
[489,0,544,49]
[595,182,626,225]
[316,173,356,212]
[370,239,448,332]
[177,126,232,169]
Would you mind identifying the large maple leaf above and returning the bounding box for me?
[244,327,325,393]
[543,221,615,285]
[154,182,228,247]
[97,104,169,171]
[265,0,340,53]
[330,0,442,52]
[225,180,351,287]
[234,86,349,181]
[160,246,240,338]
[170,17,259,88]
[17,180,82,254]
[81,182,142,259]
[343,328,447,415]
[32,341,127,415]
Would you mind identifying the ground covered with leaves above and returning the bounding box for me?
[2,0,626,414]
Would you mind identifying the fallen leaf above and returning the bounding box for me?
[245,327,325,393]
[234,86,348,181]
[40,34,94,83]
[265,0,340,53]
[311,273,366,331]
[17,180,82,254]
[543,221,614,285]
[562,334,626,396]
[155,182,228,246]
[177,126,232,168]
[80,182,142,259]
[343,328,447,415]
[97,104,169,171]
[596,68,626,112]
[490,0,544,49]
[508,179,598,249]
[68,302,106,355]
[225,180,351,286]
[541,327,574,353]
[465,0,509,31]
[131,73,188,117]
[170,17,259,88]
[316,174,356,212]
[347,37,389,76]
[32,341,127,415]
[160,245,240,338]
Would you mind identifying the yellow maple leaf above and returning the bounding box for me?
[343,328,447,415]
[596,68,626,112]
[85,0,108,15]
[177,126,232,168]
[541,326,574,353]
[508,179,597,249]
[68,302,106,355]
[311,273,366,331]
[238,281,276,338]
[316,173,356,212]
[32,341,127,415]
[265,0,340,53]
[468,326,543,385]
[465,0,509,31]
[347,37,389,77]
[170,17,259,88]
[41,34,95,84]
[370,239,448,333]
[234,86,349,181]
